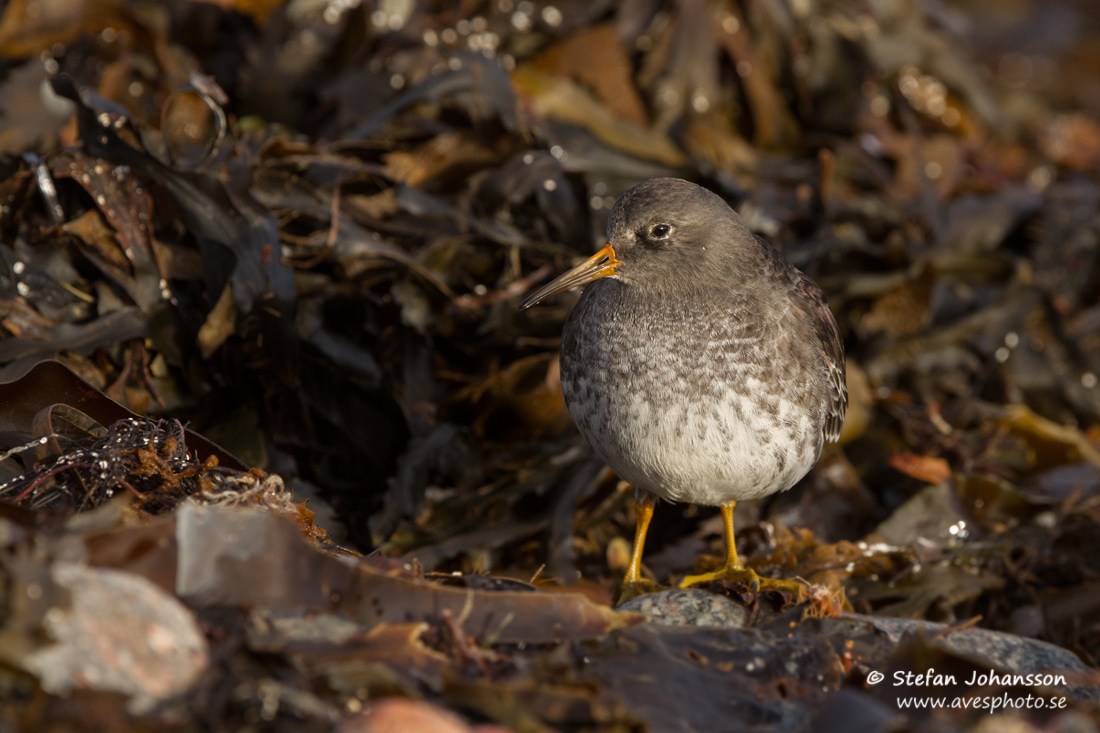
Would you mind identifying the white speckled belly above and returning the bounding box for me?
[561,280,827,505]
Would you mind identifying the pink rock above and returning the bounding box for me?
[338,698,504,733]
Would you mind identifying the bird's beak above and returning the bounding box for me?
[520,244,621,310]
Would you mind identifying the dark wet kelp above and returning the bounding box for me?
[0,0,1099,729]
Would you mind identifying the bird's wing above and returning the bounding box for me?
[793,271,847,442]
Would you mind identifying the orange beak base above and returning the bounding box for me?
[520,244,621,310]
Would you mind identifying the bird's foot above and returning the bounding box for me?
[679,563,808,601]
[615,577,659,605]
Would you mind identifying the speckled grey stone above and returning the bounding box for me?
[617,588,749,628]
[23,563,208,713]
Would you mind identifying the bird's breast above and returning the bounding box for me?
[559,282,826,504]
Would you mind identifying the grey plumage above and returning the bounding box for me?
[558,178,846,506]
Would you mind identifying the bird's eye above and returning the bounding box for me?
[650,223,671,239]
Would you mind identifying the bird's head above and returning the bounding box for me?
[520,178,758,309]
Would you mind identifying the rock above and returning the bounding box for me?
[617,588,749,628]
[812,614,1100,701]
[337,698,509,733]
[22,562,208,713]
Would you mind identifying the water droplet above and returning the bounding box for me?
[511,11,531,32]
[691,90,710,113]
[541,6,562,27]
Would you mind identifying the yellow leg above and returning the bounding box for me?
[616,491,659,603]
[679,501,806,598]
[720,501,740,568]
[623,492,655,584]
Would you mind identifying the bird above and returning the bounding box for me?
[520,178,846,596]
